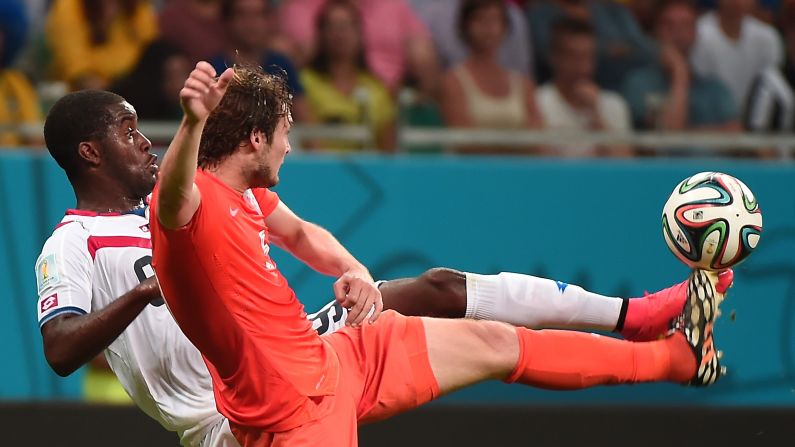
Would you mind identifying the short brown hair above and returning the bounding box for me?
[198,66,292,168]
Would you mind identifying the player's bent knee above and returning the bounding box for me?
[460,319,520,375]
[418,268,466,317]
[423,318,520,392]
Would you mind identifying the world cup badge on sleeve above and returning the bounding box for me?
[36,254,60,293]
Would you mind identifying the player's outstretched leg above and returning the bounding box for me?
[422,269,727,395]
[379,268,733,341]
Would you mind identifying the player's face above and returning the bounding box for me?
[256,115,291,188]
[465,5,507,53]
[100,102,158,200]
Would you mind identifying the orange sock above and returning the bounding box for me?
[504,328,696,389]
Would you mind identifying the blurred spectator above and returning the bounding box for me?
[411,0,533,76]
[782,0,795,88]
[743,67,794,133]
[159,0,226,64]
[280,0,440,98]
[621,0,741,131]
[209,0,310,122]
[45,0,157,90]
[300,0,397,151]
[527,0,657,91]
[691,0,783,108]
[536,18,632,157]
[440,0,542,131]
[696,0,781,23]
[741,0,795,133]
[23,0,48,38]
[740,0,795,133]
[0,0,42,146]
[626,0,658,33]
[110,40,191,122]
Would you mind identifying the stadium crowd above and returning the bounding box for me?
[1,0,793,155]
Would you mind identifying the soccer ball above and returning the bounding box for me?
[662,172,763,271]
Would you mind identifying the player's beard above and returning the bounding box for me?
[250,158,278,188]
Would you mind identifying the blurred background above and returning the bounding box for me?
[0,0,794,445]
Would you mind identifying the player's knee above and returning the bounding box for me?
[419,268,466,317]
[465,320,520,373]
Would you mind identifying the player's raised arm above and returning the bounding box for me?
[157,62,234,229]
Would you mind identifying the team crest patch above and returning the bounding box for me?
[36,254,60,293]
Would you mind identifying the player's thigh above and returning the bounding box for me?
[327,311,438,424]
[229,387,358,447]
[421,317,519,394]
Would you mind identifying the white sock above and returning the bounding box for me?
[464,272,625,331]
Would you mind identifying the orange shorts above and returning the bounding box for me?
[230,310,440,447]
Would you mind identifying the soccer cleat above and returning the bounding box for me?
[672,269,728,386]
[621,269,733,342]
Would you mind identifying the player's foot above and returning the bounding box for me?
[672,269,728,386]
[621,269,733,342]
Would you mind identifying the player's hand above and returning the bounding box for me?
[180,62,235,125]
[333,271,383,327]
[136,276,163,305]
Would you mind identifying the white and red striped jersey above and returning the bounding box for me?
[35,207,223,446]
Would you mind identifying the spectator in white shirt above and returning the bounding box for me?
[691,0,784,108]
[536,17,632,157]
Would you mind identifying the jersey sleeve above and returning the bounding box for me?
[35,224,93,328]
[251,188,280,218]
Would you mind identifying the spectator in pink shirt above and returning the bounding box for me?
[280,0,440,97]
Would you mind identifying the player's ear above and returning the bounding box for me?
[249,130,264,149]
[77,141,101,166]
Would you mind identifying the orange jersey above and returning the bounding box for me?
[150,170,339,432]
